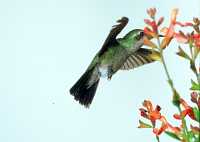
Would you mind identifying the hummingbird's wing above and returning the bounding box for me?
[120,48,155,70]
[98,17,129,56]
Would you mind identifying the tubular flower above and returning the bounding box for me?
[139,100,181,136]
[153,116,181,136]
[192,34,200,48]
[173,98,196,120]
[147,7,156,19]
[160,8,193,48]
[191,91,200,108]
[140,100,161,123]
[143,8,164,39]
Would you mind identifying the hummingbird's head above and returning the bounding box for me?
[133,29,145,41]
[118,29,146,49]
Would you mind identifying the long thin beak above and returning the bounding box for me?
[144,34,164,40]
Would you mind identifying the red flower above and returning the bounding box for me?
[144,19,158,33]
[191,91,200,108]
[160,8,193,48]
[192,34,200,48]
[143,8,164,38]
[153,116,181,136]
[139,100,161,123]
[139,100,181,136]
[173,98,196,120]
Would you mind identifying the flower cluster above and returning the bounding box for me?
[143,8,200,50]
[137,8,200,142]
[138,100,182,136]
[138,95,200,140]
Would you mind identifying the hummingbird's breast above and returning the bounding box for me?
[97,45,128,78]
[98,65,109,78]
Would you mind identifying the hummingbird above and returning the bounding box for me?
[70,17,158,108]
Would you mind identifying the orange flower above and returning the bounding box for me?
[144,27,157,38]
[162,8,178,39]
[143,8,164,38]
[153,116,181,136]
[140,100,161,123]
[143,36,157,48]
[160,8,193,48]
[173,98,196,120]
[139,100,181,136]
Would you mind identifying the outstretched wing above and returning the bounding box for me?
[120,48,155,70]
[98,17,129,56]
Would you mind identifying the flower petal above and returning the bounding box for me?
[143,37,157,48]
[175,21,193,27]
[171,8,179,23]
[160,37,172,49]
[147,8,156,18]
[144,27,157,37]
[157,17,164,26]
[174,33,188,43]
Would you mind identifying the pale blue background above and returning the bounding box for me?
[0,0,199,142]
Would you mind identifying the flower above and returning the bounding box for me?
[191,92,200,108]
[139,100,161,123]
[193,17,200,33]
[139,100,181,136]
[153,116,181,136]
[143,36,157,48]
[143,8,164,39]
[147,8,156,18]
[144,19,158,33]
[192,34,200,48]
[173,98,196,120]
[160,8,193,48]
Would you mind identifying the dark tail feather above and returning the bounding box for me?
[70,69,99,108]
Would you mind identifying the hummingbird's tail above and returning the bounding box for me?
[69,67,100,108]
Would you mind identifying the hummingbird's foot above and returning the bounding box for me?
[107,66,113,81]
[107,75,112,81]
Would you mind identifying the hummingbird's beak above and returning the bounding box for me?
[144,33,164,40]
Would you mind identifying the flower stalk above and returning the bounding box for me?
[138,8,200,142]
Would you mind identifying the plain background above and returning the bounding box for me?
[0,0,199,142]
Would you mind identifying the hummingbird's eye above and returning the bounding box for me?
[135,31,144,40]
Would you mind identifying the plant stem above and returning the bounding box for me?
[155,35,173,90]
[156,136,160,142]
[189,42,200,86]
[155,32,190,142]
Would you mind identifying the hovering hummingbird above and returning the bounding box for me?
[70,17,157,108]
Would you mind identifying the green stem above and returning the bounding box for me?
[189,41,200,85]
[155,35,173,90]
[156,136,160,142]
[155,31,190,142]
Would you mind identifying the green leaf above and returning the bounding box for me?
[192,107,200,122]
[172,88,180,107]
[138,120,152,128]
[165,131,181,141]
[176,46,191,60]
[190,80,200,91]
[194,46,200,59]
[188,131,197,142]
[190,61,198,74]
